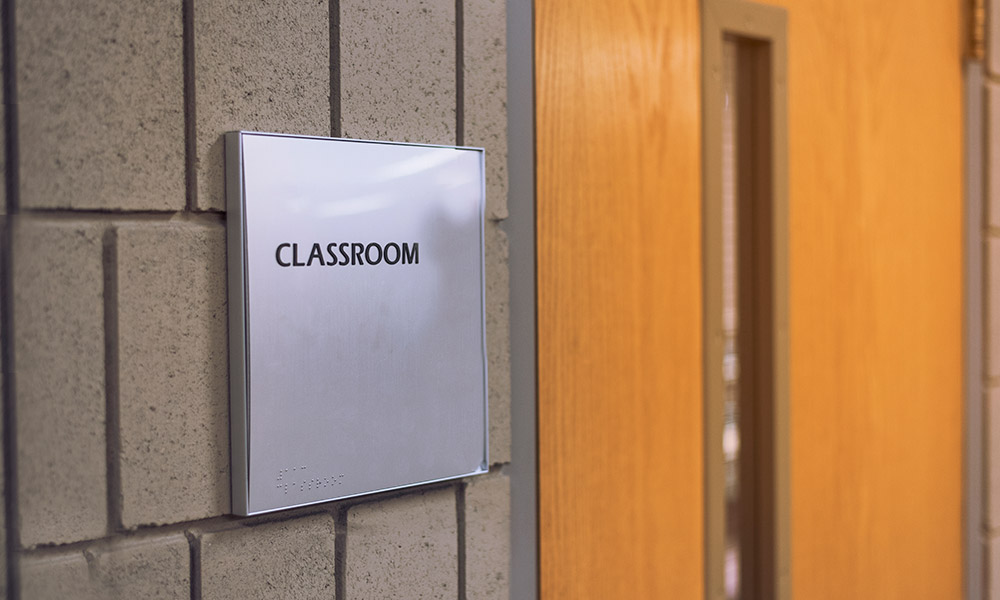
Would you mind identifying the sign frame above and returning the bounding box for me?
[226,131,489,516]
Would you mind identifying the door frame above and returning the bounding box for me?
[506,1,538,599]
[701,2,790,598]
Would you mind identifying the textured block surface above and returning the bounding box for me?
[9,0,515,596]
[991,239,1000,378]
[20,551,94,600]
[992,535,1000,600]
[466,474,511,599]
[14,220,107,546]
[485,222,511,464]
[991,386,1000,529]
[194,0,331,211]
[20,535,189,600]
[990,84,1000,229]
[117,223,229,526]
[200,514,336,600]
[18,0,184,210]
[341,0,455,144]
[465,0,508,221]
[88,534,190,599]
[347,488,457,599]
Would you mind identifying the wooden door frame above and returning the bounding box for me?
[702,2,789,599]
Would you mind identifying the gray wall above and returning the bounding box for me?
[985,0,1000,597]
[0,0,512,597]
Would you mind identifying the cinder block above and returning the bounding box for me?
[990,387,1000,529]
[990,239,1000,378]
[341,0,455,145]
[87,534,190,599]
[194,0,330,211]
[17,0,184,210]
[485,222,510,464]
[20,535,190,600]
[20,550,95,600]
[991,535,1000,600]
[14,220,107,546]
[464,0,508,221]
[347,488,457,599]
[199,514,336,600]
[117,223,229,526]
[466,474,510,600]
[989,84,1000,229]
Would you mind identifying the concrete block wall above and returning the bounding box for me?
[988,1,1000,596]
[1,0,512,598]
[986,2,1000,596]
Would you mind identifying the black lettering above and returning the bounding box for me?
[275,243,291,267]
[307,242,325,266]
[292,243,305,267]
[281,241,421,267]
[402,242,419,265]
[384,243,401,265]
[365,243,383,265]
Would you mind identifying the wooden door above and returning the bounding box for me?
[536,0,963,598]
[763,0,964,597]
[536,0,704,597]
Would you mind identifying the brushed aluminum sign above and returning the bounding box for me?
[226,131,488,516]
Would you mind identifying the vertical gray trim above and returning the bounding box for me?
[965,58,985,600]
[225,132,249,516]
[1,0,10,218]
[2,0,20,596]
[506,0,537,598]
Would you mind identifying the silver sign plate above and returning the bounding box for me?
[227,131,488,516]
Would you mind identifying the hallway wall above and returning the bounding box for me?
[0,0,512,597]
[984,0,1000,596]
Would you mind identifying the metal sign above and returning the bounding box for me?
[226,131,488,516]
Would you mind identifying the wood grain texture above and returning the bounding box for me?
[755,1,964,597]
[538,0,961,597]
[536,0,704,597]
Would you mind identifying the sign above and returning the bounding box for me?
[226,131,488,516]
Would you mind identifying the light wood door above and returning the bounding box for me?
[762,0,964,597]
[536,0,704,597]
[536,0,963,598]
